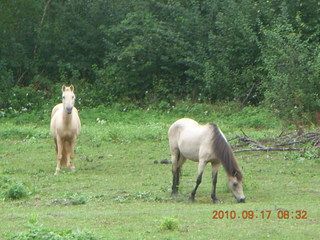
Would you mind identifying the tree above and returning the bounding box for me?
[204,0,262,104]
[97,1,207,103]
[261,4,320,125]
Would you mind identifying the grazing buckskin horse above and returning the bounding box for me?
[168,118,245,203]
[50,85,81,175]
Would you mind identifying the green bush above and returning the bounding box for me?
[0,86,48,116]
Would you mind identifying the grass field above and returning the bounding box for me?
[0,104,319,239]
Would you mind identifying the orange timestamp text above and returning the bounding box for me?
[212,210,308,220]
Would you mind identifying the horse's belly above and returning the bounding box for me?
[178,141,200,161]
[178,129,212,162]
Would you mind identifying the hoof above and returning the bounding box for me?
[237,198,246,203]
[171,192,178,198]
[188,196,195,203]
[54,167,60,175]
[68,166,75,171]
[213,199,221,204]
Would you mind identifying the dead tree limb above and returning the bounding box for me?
[234,147,305,153]
[231,130,320,154]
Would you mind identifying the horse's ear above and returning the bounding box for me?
[62,85,66,92]
[70,84,74,92]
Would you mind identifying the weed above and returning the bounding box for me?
[133,191,152,200]
[115,191,152,203]
[2,168,15,175]
[114,193,131,203]
[50,192,87,206]
[3,183,28,200]
[0,177,29,200]
[67,192,87,205]
[243,172,259,191]
[107,128,123,143]
[284,144,319,163]
[7,217,99,240]
[158,218,179,231]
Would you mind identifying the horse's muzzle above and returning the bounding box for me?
[237,198,246,203]
[66,107,73,114]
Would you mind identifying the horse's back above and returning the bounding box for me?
[168,118,198,133]
[169,118,197,140]
[168,118,212,161]
[169,118,210,140]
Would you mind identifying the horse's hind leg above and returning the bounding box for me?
[171,150,180,197]
[189,160,206,202]
[211,164,221,204]
[171,150,186,197]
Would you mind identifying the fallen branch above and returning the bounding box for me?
[231,130,320,154]
[234,147,305,153]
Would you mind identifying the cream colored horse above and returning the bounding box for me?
[50,85,81,175]
[168,118,245,203]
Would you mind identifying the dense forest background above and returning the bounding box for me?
[0,0,319,123]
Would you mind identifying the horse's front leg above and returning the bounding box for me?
[211,164,221,204]
[189,160,206,202]
[54,136,63,175]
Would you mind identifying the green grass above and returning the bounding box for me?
[0,103,319,239]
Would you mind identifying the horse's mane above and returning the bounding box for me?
[210,123,243,181]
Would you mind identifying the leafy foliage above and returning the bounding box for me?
[0,0,319,122]
[261,5,320,124]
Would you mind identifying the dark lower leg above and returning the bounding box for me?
[189,173,202,202]
[171,167,180,196]
[211,172,220,203]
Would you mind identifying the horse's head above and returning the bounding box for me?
[62,85,75,114]
[227,175,245,203]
